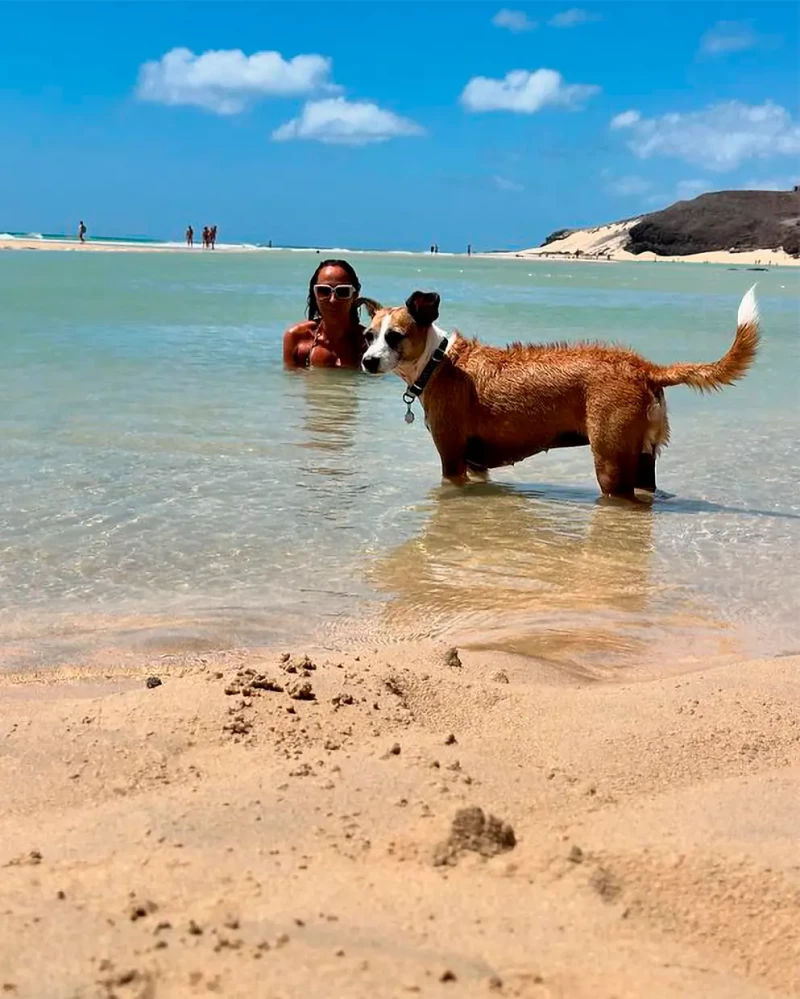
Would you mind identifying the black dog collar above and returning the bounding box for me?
[402,337,449,424]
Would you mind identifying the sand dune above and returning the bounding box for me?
[2,643,798,998]
[504,220,800,267]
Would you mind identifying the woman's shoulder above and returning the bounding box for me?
[283,320,318,366]
[283,319,317,339]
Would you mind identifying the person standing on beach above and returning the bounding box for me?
[210,225,217,250]
[186,225,194,247]
[78,220,87,243]
[202,226,209,249]
[283,259,370,369]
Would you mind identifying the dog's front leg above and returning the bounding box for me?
[441,463,468,487]
[431,425,468,487]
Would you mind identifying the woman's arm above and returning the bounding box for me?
[283,322,315,367]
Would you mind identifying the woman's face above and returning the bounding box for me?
[313,264,358,320]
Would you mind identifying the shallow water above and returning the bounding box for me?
[1,250,798,673]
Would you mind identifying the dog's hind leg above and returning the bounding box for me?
[587,404,646,501]
[592,451,639,500]
[636,389,668,492]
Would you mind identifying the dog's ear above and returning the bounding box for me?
[405,291,440,327]
[355,296,382,319]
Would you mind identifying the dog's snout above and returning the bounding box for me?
[362,355,380,374]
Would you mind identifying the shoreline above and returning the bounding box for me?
[3,240,799,996]
[2,234,798,267]
[484,247,800,267]
[1,639,798,997]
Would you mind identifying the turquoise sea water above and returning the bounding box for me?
[1,250,798,674]
[1,231,163,245]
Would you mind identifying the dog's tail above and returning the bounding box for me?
[650,286,760,393]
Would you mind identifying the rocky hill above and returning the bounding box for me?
[538,189,800,258]
[626,189,800,257]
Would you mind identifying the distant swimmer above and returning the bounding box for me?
[78,220,87,243]
[186,225,194,248]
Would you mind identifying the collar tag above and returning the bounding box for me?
[399,336,449,425]
[402,390,416,424]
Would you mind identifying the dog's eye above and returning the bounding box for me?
[364,329,376,344]
[385,329,404,350]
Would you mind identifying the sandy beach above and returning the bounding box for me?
[0,237,264,254]
[2,232,799,266]
[2,641,799,998]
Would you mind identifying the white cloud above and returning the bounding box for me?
[493,9,536,32]
[461,68,600,113]
[608,174,652,197]
[609,100,800,172]
[700,21,757,55]
[744,177,797,191]
[675,178,715,200]
[603,169,717,204]
[493,175,524,192]
[610,109,641,129]
[549,8,601,27]
[136,47,336,114]
[644,177,797,210]
[643,186,707,210]
[272,97,423,146]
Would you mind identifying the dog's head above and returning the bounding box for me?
[360,291,441,375]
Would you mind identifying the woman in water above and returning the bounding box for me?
[283,259,371,369]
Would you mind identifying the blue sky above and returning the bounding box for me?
[1,1,798,250]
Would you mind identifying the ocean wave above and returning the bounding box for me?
[155,240,261,250]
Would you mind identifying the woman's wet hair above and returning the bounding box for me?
[306,259,362,323]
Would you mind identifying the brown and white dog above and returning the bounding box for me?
[359,287,759,499]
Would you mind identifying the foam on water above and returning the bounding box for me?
[1,250,798,672]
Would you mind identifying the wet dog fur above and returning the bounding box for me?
[359,287,760,500]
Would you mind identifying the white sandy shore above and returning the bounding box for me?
[0,236,265,253]
[2,231,798,266]
[0,237,437,256]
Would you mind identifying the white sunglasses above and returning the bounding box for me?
[314,283,356,301]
